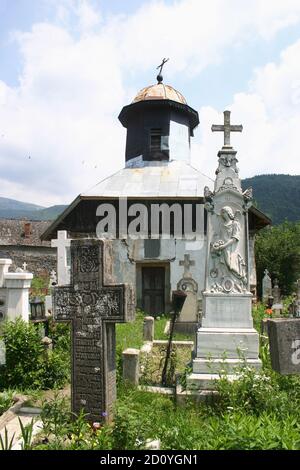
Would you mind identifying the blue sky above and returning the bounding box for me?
[0,0,300,206]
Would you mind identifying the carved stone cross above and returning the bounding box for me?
[211,110,243,147]
[179,254,195,278]
[22,262,28,272]
[53,239,134,423]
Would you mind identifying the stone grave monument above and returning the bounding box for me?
[53,238,135,423]
[0,257,33,322]
[187,110,261,390]
[175,254,199,334]
[262,269,272,303]
[268,318,300,374]
[271,278,283,316]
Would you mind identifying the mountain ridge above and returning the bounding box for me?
[0,174,299,224]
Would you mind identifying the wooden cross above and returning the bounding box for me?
[53,239,134,423]
[211,110,243,147]
[51,230,71,285]
[179,254,195,278]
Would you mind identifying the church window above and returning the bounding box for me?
[150,128,162,152]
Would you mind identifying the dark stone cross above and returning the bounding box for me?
[53,239,134,423]
[211,110,243,147]
[179,254,195,278]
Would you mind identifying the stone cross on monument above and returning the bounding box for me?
[22,262,28,272]
[179,254,195,278]
[51,230,71,285]
[212,110,243,147]
[53,239,134,423]
[186,110,261,391]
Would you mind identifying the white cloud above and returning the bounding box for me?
[194,39,300,180]
[0,0,300,205]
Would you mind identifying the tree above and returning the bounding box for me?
[255,221,300,297]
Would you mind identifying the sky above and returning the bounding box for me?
[0,0,300,207]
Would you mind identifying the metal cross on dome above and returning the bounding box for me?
[211,110,243,147]
[156,58,169,83]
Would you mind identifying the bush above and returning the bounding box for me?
[0,319,69,390]
[0,390,14,415]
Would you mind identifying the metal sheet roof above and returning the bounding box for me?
[82,160,213,198]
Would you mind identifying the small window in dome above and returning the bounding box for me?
[150,128,162,153]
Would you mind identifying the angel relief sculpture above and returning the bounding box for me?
[210,206,247,293]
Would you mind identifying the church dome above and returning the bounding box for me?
[133,83,187,105]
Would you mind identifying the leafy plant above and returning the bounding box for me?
[0,427,15,450]
[0,390,14,415]
[18,417,34,450]
[0,319,70,390]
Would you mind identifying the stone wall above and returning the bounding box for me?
[0,245,56,277]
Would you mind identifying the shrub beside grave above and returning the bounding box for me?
[0,319,70,390]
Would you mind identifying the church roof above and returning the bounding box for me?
[133,83,187,105]
[82,160,213,198]
[41,160,271,241]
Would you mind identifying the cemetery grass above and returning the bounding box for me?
[116,310,193,386]
[2,310,300,450]
[31,366,300,450]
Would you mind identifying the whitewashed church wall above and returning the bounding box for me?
[110,237,207,303]
[169,119,190,162]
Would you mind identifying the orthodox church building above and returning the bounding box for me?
[43,73,270,328]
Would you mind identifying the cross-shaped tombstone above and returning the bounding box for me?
[51,230,71,285]
[53,239,134,423]
[179,254,195,278]
[22,262,28,272]
[211,110,243,147]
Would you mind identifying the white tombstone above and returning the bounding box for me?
[4,272,33,322]
[51,230,71,286]
[0,258,12,287]
[262,269,272,303]
[45,294,53,316]
[177,256,197,317]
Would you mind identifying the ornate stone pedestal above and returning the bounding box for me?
[187,112,261,391]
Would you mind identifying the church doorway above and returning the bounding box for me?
[142,266,165,316]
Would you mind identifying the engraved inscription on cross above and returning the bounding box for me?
[53,239,134,423]
[179,254,195,279]
[211,110,243,148]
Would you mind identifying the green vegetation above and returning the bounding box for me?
[0,390,14,415]
[0,319,70,391]
[31,359,300,450]
[30,275,49,300]
[255,221,300,296]
[242,174,300,225]
[1,308,300,450]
